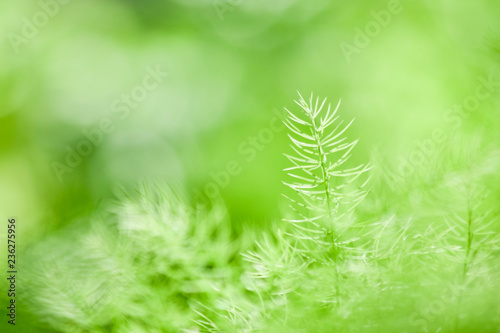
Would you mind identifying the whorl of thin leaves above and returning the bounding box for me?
[282,92,371,250]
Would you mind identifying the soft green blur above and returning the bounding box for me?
[1,0,500,332]
[1,0,500,228]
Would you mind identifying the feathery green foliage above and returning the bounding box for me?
[17,95,500,333]
[22,183,248,333]
[282,93,371,255]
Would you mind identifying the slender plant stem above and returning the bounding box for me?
[455,199,473,330]
[463,202,473,281]
[308,112,333,235]
[308,109,341,306]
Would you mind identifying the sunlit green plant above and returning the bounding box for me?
[18,96,500,333]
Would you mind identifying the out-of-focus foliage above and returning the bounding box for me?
[1,0,500,332]
[22,183,252,332]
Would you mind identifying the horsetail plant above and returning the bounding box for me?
[282,92,372,256]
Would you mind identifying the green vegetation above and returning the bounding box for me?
[2,1,500,332]
[18,95,500,332]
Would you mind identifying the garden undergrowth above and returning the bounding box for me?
[20,94,500,333]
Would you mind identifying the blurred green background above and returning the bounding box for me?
[1,0,500,255]
[2,0,500,332]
